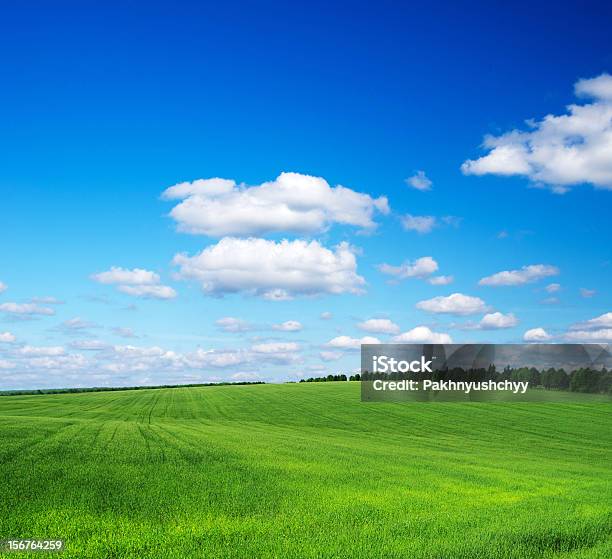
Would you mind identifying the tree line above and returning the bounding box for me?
[300,373,361,383]
[360,365,612,394]
[0,381,265,397]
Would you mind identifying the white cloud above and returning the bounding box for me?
[575,73,612,101]
[523,328,552,342]
[0,281,7,294]
[0,335,314,387]
[320,311,333,320]
[401,214,436,234]
[462,73,612,192]
[580,288,596,298]
[478,312,518,330]
[378,256,438,280]
[18,345,66,356]
[416,293,487,316]
[357,318,400,335]
[569,312,612,330]
[565,329,612,342]
[183,348,249,369]
[117,285,177,299]
[215,317,251,333]
[251,342,300,354]
[326,335,381,350]
[173,238,365,300]
[478,264,559,286]
[246,342,302,365]
[92,266,176,300]
[0,332,16,343]
[545,283,561,293]
[428,275,454,286]
[273,320,303,332]
[0,302,55,316]
[405,171,432,191]
[162,172,389,237]
[21,354,88,371]
[319,351,343,362]
[187,342,303,368]
[92,267,159,285]
[69,340,108,351]
[392,326,453,344]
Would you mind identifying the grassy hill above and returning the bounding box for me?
[0,382,610,558]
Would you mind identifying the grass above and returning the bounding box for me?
[0,382,610,558]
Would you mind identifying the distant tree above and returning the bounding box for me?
[598,369,612,394]
[570,368,602,393]
[549,368,569,390]
[511,367,541,387]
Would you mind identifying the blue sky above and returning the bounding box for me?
[1,1,611,388]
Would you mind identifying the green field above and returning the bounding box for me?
[0,382,610,558]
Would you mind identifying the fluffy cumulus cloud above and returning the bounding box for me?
[478,312,518,330]
[405,170,432,191]
[545,283,561,293]
[357,318,400,335]
[161,172,389,237]
[401,214,437,234]
[272,320,303,332]
[0,302,55,316]
[523,328,552,342]
[326,335,381,350]
[580,288,596,298]
[462,73,612,192]
[92,268,159,285]
[0,337,308,388]
[392,326,453,344]
[91,267,176,300]
[0,281,7,294]
[378,256,438,280]
[0,332,16,343]
[102,342,302,373]
[416,293,487,316]
[569,312,612,331]
[320,311,333,320]
[173,238,365,300]
[478,264,559,286]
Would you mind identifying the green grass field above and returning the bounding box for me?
[0,382,610,558]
